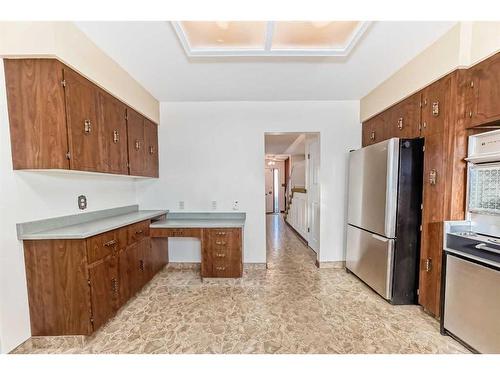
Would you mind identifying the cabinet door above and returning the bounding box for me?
[418,133,445,317]
[126,108,146,176]
[63,68,104,172]
[98,91,128,174]
[421,76,450,137]
[144,119,159,177]
[88,255,119,331]
[4,59,69,170]
[362,114,385,146]
[139,237,154,284]
[388,93,421,139]
[469,53,500,126]
[361,121,373,147]
[151,238,168,274]
[118,243,142,306]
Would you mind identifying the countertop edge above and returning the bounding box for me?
[19,210,167,240]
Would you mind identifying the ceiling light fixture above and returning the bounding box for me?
[310,21,332,28]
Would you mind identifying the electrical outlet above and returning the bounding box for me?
[178,201,185,210]
[212,200,217,210]
[233,200,239,211]
[78,195,87,210]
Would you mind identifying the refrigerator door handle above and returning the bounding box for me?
[372,233,388,242]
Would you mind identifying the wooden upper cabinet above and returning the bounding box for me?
[4,58,159,178]
[126,108,146,176]
[467,52,500,127]
[362,114,385,146]
[421,75,451,137]
[63,67,104,172]
[387,93,422,139]
[4,59,69,170]
[144,118,159,177]
[98,91,128,174]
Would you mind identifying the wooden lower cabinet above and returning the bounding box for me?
[201,228,243,278]
[22,219,167,336]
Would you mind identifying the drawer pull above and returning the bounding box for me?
[217,231,226,236]
[215,253,226,258]
[216,241,226,245]
[215,266,226,271]
[135,230,144,235]
[139,260,144,271]
[111,278,118,293]
[104,239,117,247]
[172,231,184,236]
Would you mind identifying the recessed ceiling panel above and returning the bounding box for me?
[173,21,371,57]
[180,21,266,49]
[272,21,361,49]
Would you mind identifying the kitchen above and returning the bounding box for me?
[1,2,500,372]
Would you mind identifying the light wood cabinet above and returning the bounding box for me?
[22,219,165,336]
[3,58,159,178]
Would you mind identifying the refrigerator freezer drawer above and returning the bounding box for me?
[347,138,399,238]
[444,255,500,353]
[346,225,394,300]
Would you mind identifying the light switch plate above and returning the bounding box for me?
[178,201,185,210]
[212,201,217,210]
[78,195,87,210]
[233,200,239,211]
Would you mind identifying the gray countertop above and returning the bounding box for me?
[17,205,167,240]
[150,212,246,229]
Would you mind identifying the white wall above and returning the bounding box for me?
[290,155,306,188]
[136,101,360,264]
[0,60,138,353]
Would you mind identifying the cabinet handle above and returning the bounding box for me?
[397,117,403,130]
[113,130,120,143]
[139,259,144,271]
[149,146,154,155]
[429,169,437,185]
[84,120,92,134]
[111,278,118,293]
[104,239,117,247]
[422,121,427,129]
[370,131,375,140]
[135,140,141,150]
[216,241,226,245]
[215,266,226,271]
[470,81,474,88]
[215,253,226,258]
[217,232,226,236]
[135,230,143,235]
[432,101,440,117]
[469,111,473,118]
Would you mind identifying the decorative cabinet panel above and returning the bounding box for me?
[3,58,159,178]
[467,52,500,127]
[22,219,165,336]
[201,228,242,278]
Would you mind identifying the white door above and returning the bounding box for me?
[265,168,274,213]
[306,136,320,253]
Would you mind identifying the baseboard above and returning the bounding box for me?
[243,263,267,270]
[315,260,346,269]
[167,262,201,270]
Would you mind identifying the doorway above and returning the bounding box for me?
[264,132,321,268]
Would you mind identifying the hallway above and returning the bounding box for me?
[14,215,466,354]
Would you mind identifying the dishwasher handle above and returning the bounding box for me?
[475,243,500,255]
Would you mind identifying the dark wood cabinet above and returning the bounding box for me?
[126,108,146,176]
[201,228,242,278]
[98,91,128,174]
[421,75,451,137]
[144,118,159,177]
[361,114,385,146]
[467,52,500,127]
[4,59,69,170]
[388,93,421,139]
[22,219,165,336]
[3,58,159,178]
[88,254,119,331]
[63,67,104,172]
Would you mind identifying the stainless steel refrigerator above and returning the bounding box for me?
[346,138,423,304]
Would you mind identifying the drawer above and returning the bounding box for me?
[87,230,119,264]
[128,220,150,245]
[150,227,202,238]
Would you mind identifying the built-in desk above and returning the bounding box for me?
[150,212,245,278]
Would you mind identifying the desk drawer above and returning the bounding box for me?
[150,227,202,238]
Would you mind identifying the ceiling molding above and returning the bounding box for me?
[171,21,372,57]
